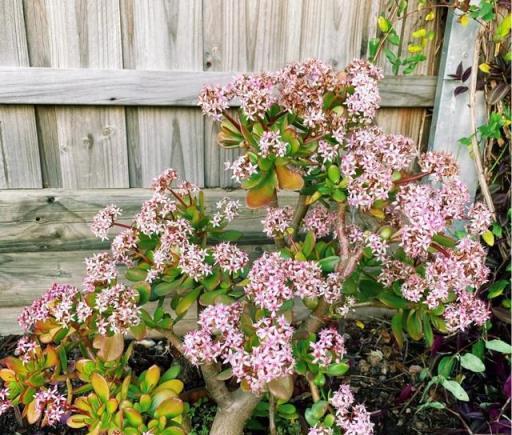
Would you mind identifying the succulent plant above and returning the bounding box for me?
[68,364,186,435]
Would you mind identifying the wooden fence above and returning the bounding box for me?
[0,0,461,333]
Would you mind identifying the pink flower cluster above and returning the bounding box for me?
[83,252,117,290]
[211,197,241,227]
[423,238,489,309]
[34,386,68,426]
[395,176,469,257]
[213,242,249,274]
[150,218,193,279]
[378,260,415,287]
[225,155,258,183]
[184,305,295,394]
[197,85,230,121]
[418,151,459,179]
[15,336,38,363]
[18,283,80,331]
[183,303,244,365]
[151,168,178,192]
[90,204,121,240]
[303,206,337,238]
[259,131,288,157]
[314,140,341,163]
[262,206,293,238]
[444,290,490,332]
[244,252,326,314]
[310,327,346,367]
[345,59,383,123]
[330,384,374,435]
[228,316,295,394]
[379,237,490,331]
[135,192,177,235]
[95,284,141,335]
[178,244,212,281]
[342,128,416,209]
[199,58,383,134]
[111,228,138,265]
[0,388,11,416]
[233,73,276,120]
[467,202,492,236]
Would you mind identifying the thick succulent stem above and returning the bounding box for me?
[209,389,261,435]
[200,363,232,408]
[291,193,309,234]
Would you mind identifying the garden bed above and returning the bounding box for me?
[3,316,508,434]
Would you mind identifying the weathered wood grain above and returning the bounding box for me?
[23,0,129,188]
[376,108,427,147]
[0,67,437,108]
[121,0,204,187]
[0,188,298,252]
[0,0,41,188]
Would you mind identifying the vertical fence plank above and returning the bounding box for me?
[24,0,129,189]
[428,7,486,197]
[0,0,41,188]
[121,0,204,188]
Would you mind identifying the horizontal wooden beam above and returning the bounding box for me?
[0,188,297,252]
[0,67,437,107]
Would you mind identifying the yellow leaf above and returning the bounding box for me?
[67,414,89,429]
[154,379,184,395]
[369,208,385,220]
[305,191,322,205]
[91,373,110,403]
[275,165,304,191]
[26,399,41,424]
[479,63,491,74]
[458,14,470,27]
[378,16,391,33]
[124,407,144,427]
[142,365,161,393]
[154,398,184,419]
[412,28,427,39]
[407,44,423,53]
[482,230,495,246]
[356,320,365,329]
[0,369,16,382]
[425,11,435,21]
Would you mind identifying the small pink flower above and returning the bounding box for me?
[303,206,337,238]
[225,155,258,183]
[212,242,249,274]
[0,388,11,416]
[90,204,121,240]
[259,131,288,157]
[35,386,68,426]
[262,206,293,238]
[178,244,212,281]
[310,327,346,367]
[151,168,178,192]
[467,202,492,236]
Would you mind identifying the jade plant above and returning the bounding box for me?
[0,58,496,435]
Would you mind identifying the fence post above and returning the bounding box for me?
[428,5,487,199]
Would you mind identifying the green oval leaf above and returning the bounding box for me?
[485,339,512,354]
[460,353,485,373]
[441,379,469,402]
